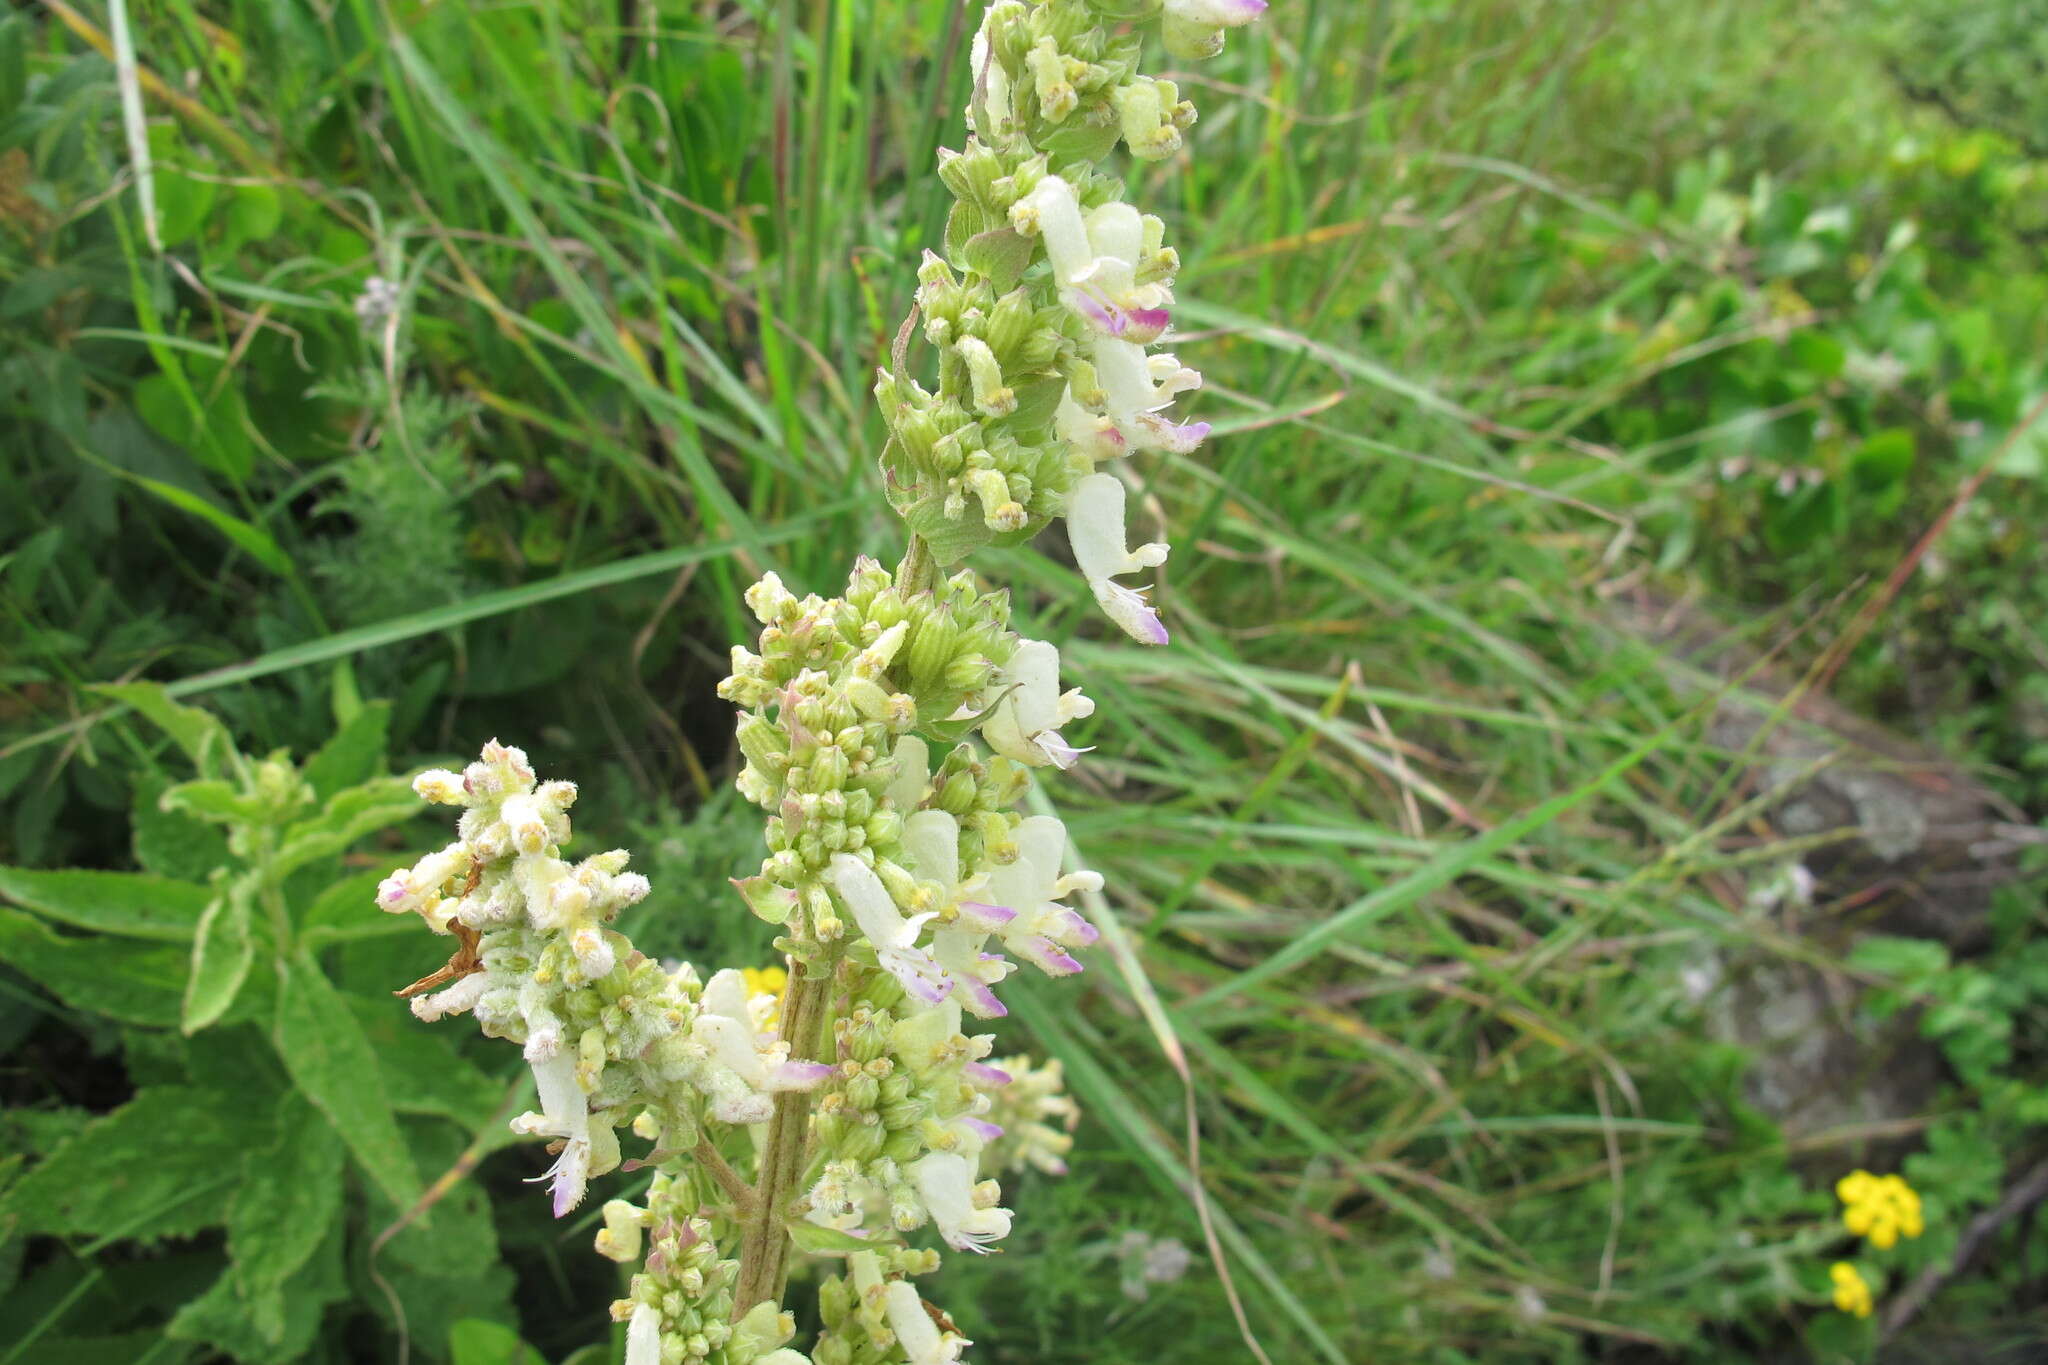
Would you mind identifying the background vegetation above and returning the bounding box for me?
[5,0,2048,1361]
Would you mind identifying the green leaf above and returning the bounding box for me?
[300,869,415,947]
[450,1318,548,1365]
[125,472,293,575]
[301,700,391,801]
[1851,427,1915,491]
[158,777,263,826]
[0,865,212,941]
[272,777,421,879]
[961,226,1036,294]
[89,682,234,773]
[169,1214,347,1361]
[132,368,254,481]
[274,950,424,1212]
[133,774,232,882]
[226,1093,346,1345]
[346,994,505,1130]
[786,1221,877,1256]
[223,183,283,251]
[0,1087,240,1242]
[0,908,186,1025]
[182,878,257,1035]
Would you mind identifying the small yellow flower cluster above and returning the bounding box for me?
[1837,1170,1924,1250]
[1829,1262,1873,1319]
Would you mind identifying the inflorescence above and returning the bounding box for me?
[379,3,1270,1361]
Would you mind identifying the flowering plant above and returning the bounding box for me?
[378,2,1269,1361]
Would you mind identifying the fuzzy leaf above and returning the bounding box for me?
[0,865,213,941]
[301,701,391,801]
[132,774,232,883]
[346,994,505,1130]
[0,1087,240,1242]
[168,1214,347,1361]
[274,951,423,1213]
[182,878,257,1035]
[226,1093,346,1344]
[272,778,420,880]
[0,908,186,1025]
[962,226,1037,294]
[158,778,264,826]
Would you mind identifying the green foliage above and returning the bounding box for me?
[3,0,2047,1360]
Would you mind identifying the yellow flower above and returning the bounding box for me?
[1829,1262,1873,1319]
[741,964,788,1029]
[1835,1170,1923,1250]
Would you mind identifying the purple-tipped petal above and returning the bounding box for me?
[965,1062,1014,1087]
[956,976,1010,1019]
[1055,908,1101,946]
[1017,935,1084,977]
[772,1060,835,1089]
[959,899,1019,927]
[962,1117,1005,1141]
[1121,306,1172,344]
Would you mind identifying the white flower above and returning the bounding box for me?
[984,816,1100,978]
[829,854,953,1006]
[408,969,490,1023]
[1091,338,1209,453]
[1067,473,1170,645]
[885,1280,969,1365]
[512,1051,593,1218]
[903,810,1014,1019]
[912,1151,1012,1253]
[1009,177,1174,342]
[981,640,1094,770]
[692,968,832,1122]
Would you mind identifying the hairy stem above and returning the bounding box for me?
[732,953,836,1312]
[693,1137,758,1218]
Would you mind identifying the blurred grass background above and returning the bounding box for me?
[5,0,2048,1362]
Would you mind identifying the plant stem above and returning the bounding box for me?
[693,1138,759,1218]
[731,952,836,1313]
[897,533,936,596]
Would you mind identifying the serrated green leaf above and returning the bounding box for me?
[89,682,235,774]
[450,1317,548,1365]
[274,951,423,1212]
[0,865,213,941]
[346,994,506,1130]
[169,1212,347,1361]
[182,879,256,1035]
[272,778,419,880]
[227,1092,345,1345]
[0,1087,239,1242]
[301,700,391,801]
[0,908,187,1025]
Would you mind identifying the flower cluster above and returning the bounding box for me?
[1836,1170,1924,1250]
[1823,1170,1922,1322]
[878,0,1263,644]
[383,2,1272,1361]
[1829,1261,1873,1320]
